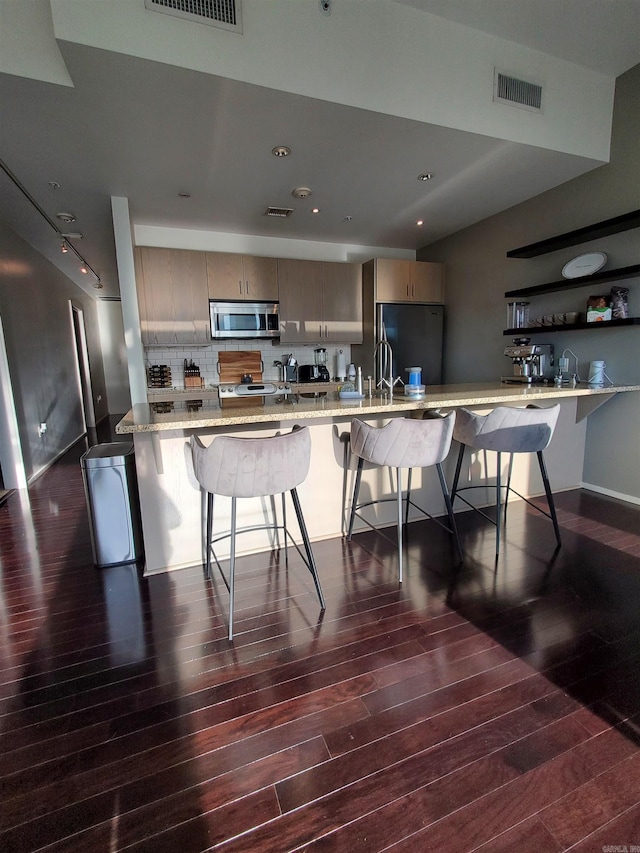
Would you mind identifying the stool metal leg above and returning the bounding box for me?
[205,492,213,580]
[538,451,562,547]
[281,492,289,568]
[436,462,463,563]
[451,443,466,503]
[347,458,364,540]
[495,451,502,557]
[405,467,412,526]
[228,497,237,641]
[396,467,403,584]
[290,487,326,610]
[504,453,515,523]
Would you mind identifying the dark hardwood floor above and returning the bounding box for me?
[1,428,639,852]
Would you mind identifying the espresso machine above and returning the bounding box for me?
[502,339,554,383]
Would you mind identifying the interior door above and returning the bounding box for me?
[71,304,96,430]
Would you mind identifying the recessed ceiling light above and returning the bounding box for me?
[418,173,434,181]
[416,220,424,226]
[48,181,61,190]
[272,146,291,157]
[56,212,76,223]
[343,216,353,222]
[311,208,320,214]
[178,192,191,198]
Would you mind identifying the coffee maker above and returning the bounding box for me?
[502,339,554,383]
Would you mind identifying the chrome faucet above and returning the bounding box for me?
[373,337,397,396]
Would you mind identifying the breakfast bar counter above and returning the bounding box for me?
[116,381,639,434]
[115,382,639,576]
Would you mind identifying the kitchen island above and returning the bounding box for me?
[116,382,639,575]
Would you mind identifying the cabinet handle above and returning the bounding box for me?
[319,324,322,339]
[406,284,409,297]
[245,281,249,295]
[325,324,328,338]
[238,280,242,295]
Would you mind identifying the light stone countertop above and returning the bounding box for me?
[115,382,640,434]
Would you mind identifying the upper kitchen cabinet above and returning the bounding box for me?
[277,259,363,343]
[135,247,209,346]
[277,259,323,343]
[322,261,363,343]
[373,258,444,303]
[206,252,278,301]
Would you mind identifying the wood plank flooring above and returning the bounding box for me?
[1,432,639,852]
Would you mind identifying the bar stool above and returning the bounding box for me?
[190,425,325,640]
[450,404,562,558]
[347,413,462,582]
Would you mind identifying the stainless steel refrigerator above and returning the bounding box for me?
[375,302,444,387]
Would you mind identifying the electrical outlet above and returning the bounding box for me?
[38,422,47,438]
[97,395,102,403]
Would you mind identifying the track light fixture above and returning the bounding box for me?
[0,158,101,288]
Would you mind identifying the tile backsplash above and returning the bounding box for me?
[145,342,352,388]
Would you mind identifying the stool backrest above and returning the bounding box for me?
[453,404,560,453]
[190,426,311,498]
[350,412,455,468]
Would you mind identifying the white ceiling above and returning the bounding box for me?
[0,0,638,300]
[397,0,640,76]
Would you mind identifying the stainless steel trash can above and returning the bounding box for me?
[81,441,144,567]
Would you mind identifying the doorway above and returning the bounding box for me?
[70,303,96,433]
[0,313,27,495]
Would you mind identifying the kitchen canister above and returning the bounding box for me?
[506,301,530,329]
[406,367,422,386]
[588,360,606,386]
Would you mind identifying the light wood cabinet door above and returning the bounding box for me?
[374,258,444,303]
[277,259,323,343]
[374,258,412,302]
[411,261,444,303]
[242,255,278,301]
[137,247,209,345]
[322,262,363,343]
[206,252,244,300]
[206,253,278,300]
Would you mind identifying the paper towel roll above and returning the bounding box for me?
[336,350,346,381]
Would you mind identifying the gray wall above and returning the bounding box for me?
[0,222,108,481]
[419,63,640,502]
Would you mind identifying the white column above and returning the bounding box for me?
[111,196,147,406]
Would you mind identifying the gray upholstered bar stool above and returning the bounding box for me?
[190,425,325,640]
[450,404,562,558]
[347,413,462,582]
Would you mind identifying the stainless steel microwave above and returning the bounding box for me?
[210,300,280,340]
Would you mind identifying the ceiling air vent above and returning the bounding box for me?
[265,207,294,218]
[493,69,542,112]
[144,0,243,34]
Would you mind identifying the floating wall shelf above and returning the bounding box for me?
[505,264,640,298]
[507,210,640,258]
[503,318,640,336]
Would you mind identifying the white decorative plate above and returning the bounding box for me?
[561,252,607,279]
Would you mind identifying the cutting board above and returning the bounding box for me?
[217,351,263,384]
